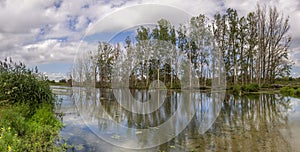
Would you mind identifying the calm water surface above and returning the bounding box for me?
[52,86,300,152]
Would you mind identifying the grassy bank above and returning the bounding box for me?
[0,59,64,151]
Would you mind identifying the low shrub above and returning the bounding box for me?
[280,86,290,94]
[0,105,27,136]
[23,104,63,151]
[244,83,260,92]
[170,81,181,89]
[232,84,242,94]
[0,104,63,151]
[260,83,271,88]
[0,126,21,152]
[280,86,300,96]
[231,83,260,95]
[296,88,300,96]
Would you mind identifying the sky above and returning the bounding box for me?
[0,0,300,81]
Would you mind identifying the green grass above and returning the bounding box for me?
[0,104,64,151]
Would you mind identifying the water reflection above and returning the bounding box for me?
[175,94,293,152]
[71,87,224,149]
[54,86,297,151]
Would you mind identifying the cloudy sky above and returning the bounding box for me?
[0,0,299,81]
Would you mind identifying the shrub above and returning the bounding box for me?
[244,83,260,92]
[289,88,297,96]
[232,85,242,94]
[0,58,64,151]
[171,81,181,89]
[23,104,63,151]
[296,88,300,96]
[280,86,300,96]
[0,59,54,116]
[0,126,21,152]
[0,104,63,151]
[280,86,290,94]
[0,105,27,135]
[260,83,271,88]
[58,79,67,83]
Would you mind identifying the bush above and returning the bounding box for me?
[0,58,64,151]
[244,83,259,92]
[260,83,271,88]
[280,86,290,94]
[23,104,63,151]
[58,79,66,83]
[0,105,27,135]
[0,104,63,151]
[232,84,242,94]
[0,126,21,152]
[280,86,300,96]
[296,88,300,96]
[0,59,54,116]
[170,81,181,89]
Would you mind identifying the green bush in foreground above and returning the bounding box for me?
[0,58,64,151]
[0,126,21,152]
[0,59,54,116]
[0,104,63,151]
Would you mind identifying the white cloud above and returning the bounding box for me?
[86,4,192,38]
[0,0,57,34]
[44,72,68,81]
[7,39,97,65]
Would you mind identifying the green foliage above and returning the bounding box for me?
[58,79,67,83]
[0,104,63,151]
[232,84,242,94]
[171,81,181,89]
[244,83,259,92]
[0,58,65,151]
[0,105,27,136]
[0,127,21,152]
[280,86,291,95]
[23,104,63,151]
[280,86,300,96]
[232,83,260,95]
[0,59,54,116]
[260,83,271,88]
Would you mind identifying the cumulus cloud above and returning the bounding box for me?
[44,72,68,82]
[5,39,97,65]
[86,4,192,38]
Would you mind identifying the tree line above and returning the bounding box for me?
[73,5,293,89]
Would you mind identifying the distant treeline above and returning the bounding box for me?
[73,5,292,89]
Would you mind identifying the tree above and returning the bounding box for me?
[213,13,229,83]
[96,42,115,88]
[136,26,150,88]
[189,14,212,86]
[256,5,292,84]
[246,12,258,84]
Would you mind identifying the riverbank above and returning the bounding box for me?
[53,81,295,93]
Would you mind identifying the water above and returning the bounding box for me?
[52,86,300,152]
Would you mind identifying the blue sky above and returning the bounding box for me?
[0,0,300,81]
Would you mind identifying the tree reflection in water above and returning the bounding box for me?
[71,88,292,151]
